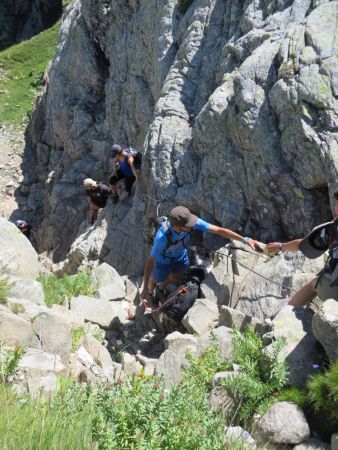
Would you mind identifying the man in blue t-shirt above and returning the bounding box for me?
[140,206,261,301]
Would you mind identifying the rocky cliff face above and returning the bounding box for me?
[24,0,338,274]
[0,0,62,49]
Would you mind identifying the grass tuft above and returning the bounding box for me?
[0,279,9,303]
[38,270,97,307]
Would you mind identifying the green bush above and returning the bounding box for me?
[183,337,231,390]
[0,342,24,382]
[0,339,258,450]
[38,270,97,307]
[220,327,287,424]
[307,359,338,420]
[278,360,338,422]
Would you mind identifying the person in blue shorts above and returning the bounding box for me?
[140,205,261,301]
[109,144,139,204]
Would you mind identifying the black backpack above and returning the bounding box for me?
[125,148,142,169]
[159,220,190,261]
[158,267,205,322]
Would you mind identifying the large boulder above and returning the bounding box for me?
[235,253,323,319]
[197,326,233,359]
[181,298,219,335]
[6,276,45,305]
[92,263,126,301]
[0,311,37,348]
[156,332,198,387]
[13,349,67,397]
[7,297,48,320]
[80,334,113,371]
[312,299,338,362]
[70,295,128,328]
[0,219,40,279]
[265,306,324,386]
[252,401,310,445]
[32,311,72,364]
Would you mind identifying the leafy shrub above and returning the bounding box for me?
[184,337,231,390]
[38,270,96,306]
[220,327,287,424]
[29,68,45,88]
[93,376,229,450]
[279,360,338,422]
[307,359,338,420]
[0,342,24,382]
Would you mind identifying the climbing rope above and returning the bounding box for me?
[211,246,297,294]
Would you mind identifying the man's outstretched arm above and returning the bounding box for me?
[208,224,261,251]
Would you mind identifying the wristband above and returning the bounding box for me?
[243,237,250,244]
[279,243,283,251]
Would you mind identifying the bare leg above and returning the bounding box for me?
[289,279,317,307]
[110,184,118,196]
[88,205,98,224]
[147,277,157,294]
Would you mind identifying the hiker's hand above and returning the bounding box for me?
[245,238,256,251]
[267,242,283,252]
[253,241,264,253]
[140,288,149,301]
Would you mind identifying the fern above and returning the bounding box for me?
[0,342,24,382]
[220,327,287,425]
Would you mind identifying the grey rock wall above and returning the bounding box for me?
[24,0,338,274]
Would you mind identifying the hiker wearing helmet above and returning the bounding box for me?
[83,178,110,224]
[267,190,338,309]
[109,144,140,204]
[141,206,262,301]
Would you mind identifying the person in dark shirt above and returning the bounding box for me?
[109,144,139,204]
[83,178,110,224]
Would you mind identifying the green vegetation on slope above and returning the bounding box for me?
[280,359,338,422]
[0,327,288,449]
[0,21,59,127]
[38,270,97,307]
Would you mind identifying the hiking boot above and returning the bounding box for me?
[154,285,167,304]
[112,194,119,204]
